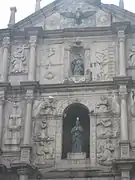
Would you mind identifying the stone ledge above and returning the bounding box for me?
[113,159,135,171]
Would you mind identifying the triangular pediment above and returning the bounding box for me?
[13,0,135,30]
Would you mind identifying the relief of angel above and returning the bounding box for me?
[61,8,96,25]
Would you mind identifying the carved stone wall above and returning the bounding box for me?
[126,35,135,80]
[31,91,120,168]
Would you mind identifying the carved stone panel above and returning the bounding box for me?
[90,42,116,81]
[33,119,55,164]
[128,45,135,67]
[4,101,22,148]
[97,138,116,166]
[10,45,29,75]
[39,44,64,84]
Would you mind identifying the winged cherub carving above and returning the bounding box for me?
[61,8,96,25]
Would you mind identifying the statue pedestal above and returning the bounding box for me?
[67,152,86,160]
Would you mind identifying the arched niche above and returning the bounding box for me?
[62,103,90,159]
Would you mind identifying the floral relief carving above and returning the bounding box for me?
[10,46,28,74]
[97,138,115,166]
[33,120,54,164]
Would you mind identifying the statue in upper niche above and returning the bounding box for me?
[71,54,84,76]
[61,8,96,25]
[70,41,85,76]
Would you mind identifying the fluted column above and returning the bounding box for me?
[118,30,126,76]
[1,37,10,82]
[28,36,37,81]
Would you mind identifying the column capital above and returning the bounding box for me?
[117,30,125,41]
[29,36,37,47]
[2,37,10,48]
[119,85,128,100]
[25,90,34,103]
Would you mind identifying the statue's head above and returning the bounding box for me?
[76,117,80,125]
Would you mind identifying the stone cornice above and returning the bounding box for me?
[0,22,135,42]
[1,79,135,95]
[38,168,119,179]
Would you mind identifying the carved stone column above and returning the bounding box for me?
[21,89,33,162]
[1,37,10,82]
[90,113,96,166]
[119,85,130,158]
[28,36,37,81]
[117,30,126,76]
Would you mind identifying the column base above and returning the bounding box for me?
[20,145,32,163]
[113,159,135,180]
[10,161,41,180]
[120,141,131,158]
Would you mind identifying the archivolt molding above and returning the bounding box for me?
[56,98,93,115]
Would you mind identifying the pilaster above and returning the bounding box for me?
[1,37,10,82]
[112,22,131,77]
[20,81,39,163]
[28,36,37,81]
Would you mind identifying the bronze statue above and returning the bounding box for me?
[71,117,83,153]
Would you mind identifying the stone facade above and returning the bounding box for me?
[0,0,135,180]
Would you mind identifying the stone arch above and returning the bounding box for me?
[56,99,91,116]
[62,102,90,159]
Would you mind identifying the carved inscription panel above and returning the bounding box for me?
[39,43,64,84]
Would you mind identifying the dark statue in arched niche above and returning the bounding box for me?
[62,103,90,159]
